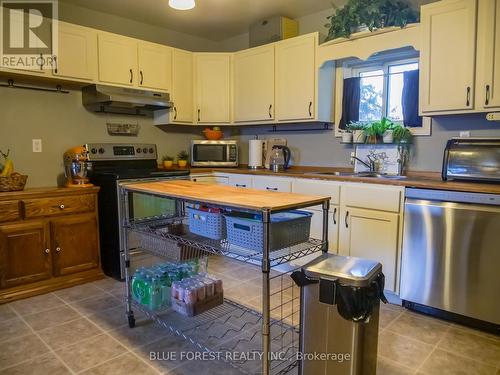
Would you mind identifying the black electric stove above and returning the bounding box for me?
[86,143,189,279]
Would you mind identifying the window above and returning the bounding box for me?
[354,60,419,123]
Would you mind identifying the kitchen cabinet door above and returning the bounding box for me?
[195,53,232,124]
[98,32,137,86]
[233,45,275,122]
[477,0,500,109]
[0,221,51,288]
[171,49,194,123]
[304,207,339,253]
[253,176,291,192]
[419,0,477,113]
[138,41,172,91]
[51,214,99,277]
[227,174,253,188]
[338,207,399,292]
[275,34,316,121]
[54,22,97,81]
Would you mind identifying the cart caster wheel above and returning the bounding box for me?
[128,315,136,328]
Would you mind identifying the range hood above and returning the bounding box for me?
[82,84,172,116]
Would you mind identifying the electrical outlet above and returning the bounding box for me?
[350,151,356,165]
[32,139,42,153]
[459,131,471,138]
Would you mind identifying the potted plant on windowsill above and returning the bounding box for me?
[392,125,413,144]
[162,155,174,169]
[346,122,367,143]
[177,151,189,168]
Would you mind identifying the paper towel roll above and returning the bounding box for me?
[248,139,264,169]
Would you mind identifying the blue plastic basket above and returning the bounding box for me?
[187,207,225,240]
[224,210,312,252]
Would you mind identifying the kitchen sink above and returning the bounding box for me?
[306,171,407,179]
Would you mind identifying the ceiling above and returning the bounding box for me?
[60,0,432,42]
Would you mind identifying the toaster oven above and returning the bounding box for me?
[190,140,238,167]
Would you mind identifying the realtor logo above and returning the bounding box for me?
[1,0,58,69]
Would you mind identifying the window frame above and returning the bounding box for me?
[337,56,432,137]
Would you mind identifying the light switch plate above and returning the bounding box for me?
[32,139,42,152]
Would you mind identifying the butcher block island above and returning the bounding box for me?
[119,180,330,375]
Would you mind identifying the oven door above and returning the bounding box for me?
[190,141,238,167]
[117,176,188,279]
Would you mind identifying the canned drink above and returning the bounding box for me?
[203,278,215,297]
[196,282,206,301]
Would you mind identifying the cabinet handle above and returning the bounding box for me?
[173,106,177,120]
[55,247,61,252]
[44,248,50,254]
[268,104,272,118]
[197,109,201,122]
[140,70,144,85]
[266,187,278,191]
[235,184,246,188]
[53,56,58,74]
[59,204,65,209]
[129,69,133,84]
[333,207,337,225]
[345,210,349,228]
[466,86,471,106]
[308,101,312,116]
[485,85,490,106]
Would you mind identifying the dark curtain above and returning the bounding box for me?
[402,70,422,127]
[339,77,361,130]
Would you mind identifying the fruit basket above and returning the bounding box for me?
[202,128,223,140]
[0,173,28,192]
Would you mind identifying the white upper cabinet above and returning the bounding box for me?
[419,0,477,113]
[477,0,500,109]
[233,44,275,122]
[275,33,317,121]
[97,32,137,86]
[171,49,194,123]
[54,22,97,81]
[194,53,232,124]
[137,41,172,92]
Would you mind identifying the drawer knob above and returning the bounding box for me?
[44,248,50,254]
[59,204,65,209]
[55,247,61,252]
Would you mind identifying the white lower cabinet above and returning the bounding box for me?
[304,207,339,253]
[227,174,253,188]
[338,206,400,293]
[190,175,228,185]
[252,176,291,192]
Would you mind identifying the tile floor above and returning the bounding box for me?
[0,256,499,375]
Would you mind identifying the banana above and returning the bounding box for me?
[0,159,13,177]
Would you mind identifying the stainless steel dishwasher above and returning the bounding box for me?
[400,188,500,330]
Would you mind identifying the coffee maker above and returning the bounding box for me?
[63,146,93,188]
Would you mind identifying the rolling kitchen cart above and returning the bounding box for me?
[119,180,330,375]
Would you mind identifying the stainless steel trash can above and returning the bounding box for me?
[291,254,386,375]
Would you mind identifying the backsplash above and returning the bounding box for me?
[236,114,500,172]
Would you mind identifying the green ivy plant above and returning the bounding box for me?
[325,0,419,42]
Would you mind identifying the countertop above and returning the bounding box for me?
[121,180,329,212]
[183,166,500,195]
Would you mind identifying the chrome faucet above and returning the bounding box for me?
[352,156,376,172]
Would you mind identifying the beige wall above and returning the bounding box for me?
[58,2,222,52]
[1,89,201,188]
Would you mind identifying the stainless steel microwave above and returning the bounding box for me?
[190,140,238,167]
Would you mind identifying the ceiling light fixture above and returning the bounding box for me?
[168,0,195,10]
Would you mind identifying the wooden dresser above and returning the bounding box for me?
[0,187,103,303]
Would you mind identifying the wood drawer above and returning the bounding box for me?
[22,194,95,219]
[341,184,403,213]
[0,201,21,223]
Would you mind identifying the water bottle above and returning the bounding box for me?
[149,277,162,311]
[132,269,147,304]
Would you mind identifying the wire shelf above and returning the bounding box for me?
[132,295,299,375]
[128,217,324,268]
